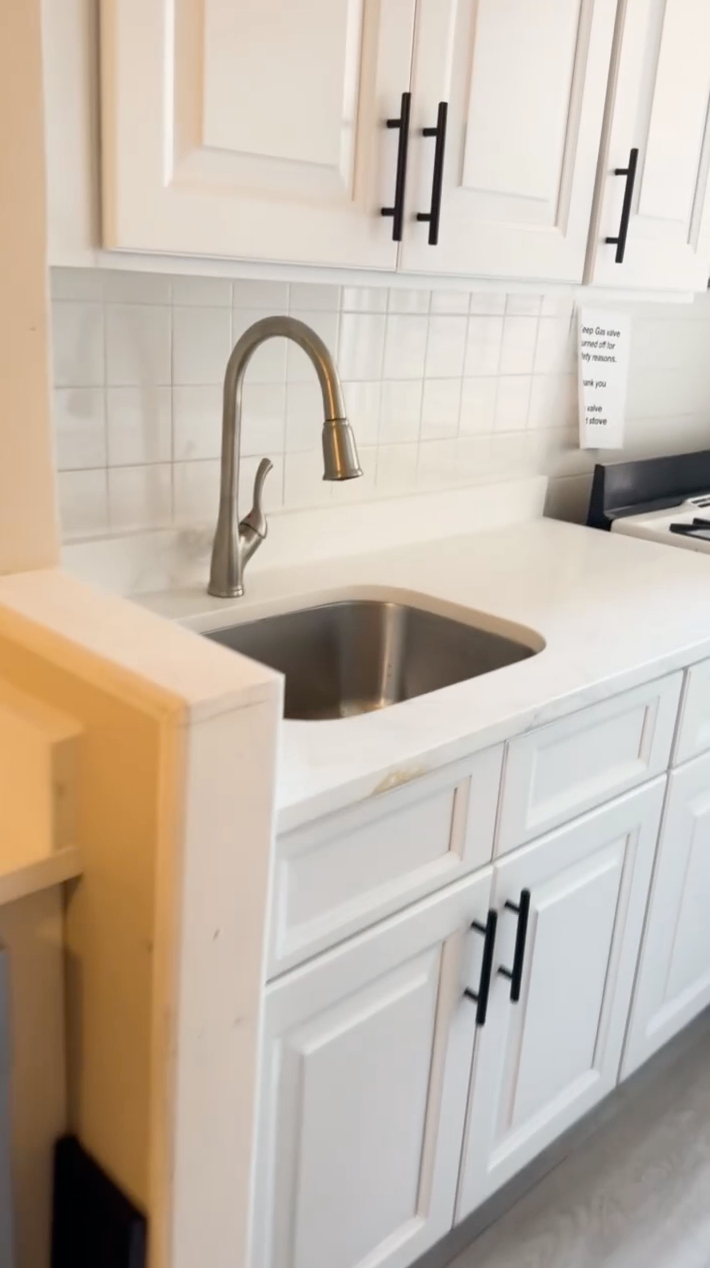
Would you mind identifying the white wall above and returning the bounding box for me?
[50,267,710,540]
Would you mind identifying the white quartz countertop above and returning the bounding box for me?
[139,517,710,832]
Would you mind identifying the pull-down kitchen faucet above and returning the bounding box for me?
[208,316,362,598]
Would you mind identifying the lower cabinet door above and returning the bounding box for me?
[252,869,494,1268]
[456,780,665,1221]
[623,753,710,1078]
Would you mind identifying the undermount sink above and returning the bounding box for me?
[205,599,540,721]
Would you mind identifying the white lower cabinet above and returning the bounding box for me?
[623,752,710,1077]
[456,779,665,1220]
[253,776,668,1268]
[252,869,493,1268]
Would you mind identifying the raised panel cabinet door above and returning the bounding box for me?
[100,0,415,266]
[456,780,665,1221]
[252,869,493,1268]
[400,0,618,280]
[623,753,710,1077]
[589,0,710,291]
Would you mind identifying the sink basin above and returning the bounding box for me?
[205,599,539,721]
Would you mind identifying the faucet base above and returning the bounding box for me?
[207,583,245,600]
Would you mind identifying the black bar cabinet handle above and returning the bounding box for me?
[381,92,412,243]
[498,888,531,1003]
[464,909,498,1027]
[605,147,639,264]
[416,101,448,245]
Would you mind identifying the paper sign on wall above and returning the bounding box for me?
[578,309,631,449]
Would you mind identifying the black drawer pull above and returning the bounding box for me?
[416,101,448,245]
[381,92,412,243]
[464,909,497,1027]
[498,888,531,1002]
[605,147,639,264]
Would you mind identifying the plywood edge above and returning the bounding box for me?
[0,845,81,907]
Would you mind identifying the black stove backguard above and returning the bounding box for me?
[587,449,710,530]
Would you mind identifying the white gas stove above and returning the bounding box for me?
[588,451,710,554]
[613,494,710,553]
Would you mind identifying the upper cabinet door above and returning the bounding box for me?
[399,0,618,281]
[589,0,710,291]
[100,0,415,268]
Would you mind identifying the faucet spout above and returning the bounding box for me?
[208,316,361,599]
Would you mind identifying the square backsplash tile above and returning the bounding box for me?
[106,386,172,466]
[54,387,106,471]
[105,304,171,387]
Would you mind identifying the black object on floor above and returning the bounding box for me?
[0,945,14,1268]
[51,1135,147,1268]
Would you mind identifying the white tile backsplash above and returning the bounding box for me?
[102,271,172,306]
[172,306,232,385]
[430,290,471,315]
[387,289,431,315]
[240,383,286,455]
[106,386,172,466]
[285,380,323,452]
[57,468,108,536]
[172,275,232,307]
[383,315,428,380]
[460,377,498,434]
[425,315,468,379]
[105,304,171,386]
[465,316,504,376]
[341,381,381,446]
[49,268,710,540]
[172,385,223,461]
[173,458,221,524]
[341,287,388,313]
[52,301,104,387]
[338,312,386,380]
[379,380,423,443]
[376,442,419,495]
[232,279,289,310]
[54,387,106,470]
[495,375,532,432]
[499,315,538,375]
[421,379,462,438]
[108,463,172,530]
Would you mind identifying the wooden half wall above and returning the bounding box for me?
[0,572,281,1268]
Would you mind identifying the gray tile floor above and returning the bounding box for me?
[447,1010,710,1268]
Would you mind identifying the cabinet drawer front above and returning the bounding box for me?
[673,658,710,764]
[269,746,503,976]
[497,674,682,854]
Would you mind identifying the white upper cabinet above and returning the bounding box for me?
[100,0,416,268]
[588,0,710,291]
[399,0,619,281]
[67,0,710,289]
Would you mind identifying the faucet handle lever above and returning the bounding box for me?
[239,456,273,540]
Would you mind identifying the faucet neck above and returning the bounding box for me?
[208,316,354,599]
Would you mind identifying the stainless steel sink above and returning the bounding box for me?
[205,599,539,721]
